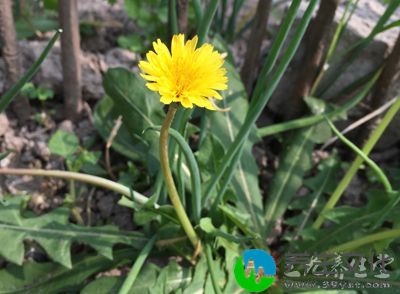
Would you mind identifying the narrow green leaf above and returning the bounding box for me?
[204,0,319,212]
[252,0,302,99]
[183,256,207,294]
[225,0,245,42]
[0,249,136,294]
[313,97,400,229]
[119,235,157,294]
[327,229,400,253]
[205,243,223,294]
[316,0,400,96]
[168,0,179,35]
[150,261,192,293]
[197,0,219,44]
[192,0,203,26]
[0,30,61,113]
[257,73,379,137]
[325,117,392,192]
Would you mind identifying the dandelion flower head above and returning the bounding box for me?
[139,34,228,110]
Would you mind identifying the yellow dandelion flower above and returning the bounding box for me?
[139,34,228,110]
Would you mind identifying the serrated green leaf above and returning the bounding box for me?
[205,256,226,294]
[150,261,192,293]
[0,199,147,268]
[183,256,207,294]
[284,214,305,226]
[82,276,123,294]
[83,263,161,294]
[0,249,136,294]
[322,206,363,224]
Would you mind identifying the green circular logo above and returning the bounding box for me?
[234,249,276,292]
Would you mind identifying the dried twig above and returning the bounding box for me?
[105,115,123,180]
[156,236,187,247]
[86,187,95,226]
[321,97,397,150]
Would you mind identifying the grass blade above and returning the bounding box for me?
[257,72,379,137]
[192,0,203,26]
[371,191,400,230]
[205,243,223,294]
[119,235,157,294]
[169,0,179,35]
[204,0,319,202]
[0,29,62,113]
[325,117,392,192]
[313,96,400,229]
[327,229,400,253]
[316,0,400,97]
[252,0,302,101]
[225,0,245,42]
[197,0,219,44]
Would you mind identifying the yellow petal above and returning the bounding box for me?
[138,34,228,111]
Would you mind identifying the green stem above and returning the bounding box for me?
[147,126,202,223]
[119,235,157,294]
[325,117,392,192]
[327,229,400,253]
[313,96,400,229]
[205,243,223,294]
[69,179,85,225]
[159,104,200,250]
[310,0,359,95]
[0,168,155,207]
